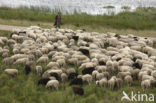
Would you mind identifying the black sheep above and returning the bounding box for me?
[99,61,106,65]
[49,72,60,80]
[133,62,142,69]
[68,73,78,80]
[72,36,79,41]
[25,65,31,75]
[70,78,83,86]
[79,48,89,55]
[72,86,84,96]
[82,67,95,75]
[38,78,50,85]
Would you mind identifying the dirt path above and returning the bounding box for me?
[0,24,27,31]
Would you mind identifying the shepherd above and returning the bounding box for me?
[54,12,61,28]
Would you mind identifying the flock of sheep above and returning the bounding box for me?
[1,26,156,95]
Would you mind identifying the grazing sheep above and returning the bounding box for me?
[108,76,116,90]
[141,80,151,91]
[66,68,76,75]
[38,78,51,85]
[35,66,42,76]
[68,73,78,80]
[82,74,92,85]
[4,69,18,77]
[82,67,95,75]
[25,65,31,75]
[116,78,123,88]
[124,75,133,86]
[57,59,66,67]
[61,73,68,82]
[96,78,107,88]
[72,86,84,96]
[92,70,99,80]
[96,73,104,80]
[46,80,59,90]
[117,72,131,79]
[151,71,156,79]
[37,55,49,64]
[70,78,83,86]
[47,62,59,68]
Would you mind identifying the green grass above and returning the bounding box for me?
[0,6,156,30]
[0,30,156,103]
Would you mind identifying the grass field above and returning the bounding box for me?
[0,30,156,103]
[0,6,156,30]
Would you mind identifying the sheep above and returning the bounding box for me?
[35,66,42,76]
[82,74,93,85]
[141,80,151,91]
[116,78,123,88]
[124,75,133,86]
[66,68,76,75]
[117,72,131,79]
[47,62,59,68]
[96,73,104,80]
[151,71,156,79]
[57,59,66,67]
[25,65,31,75]
[108,76,116,90]
[37,55,49,64]
[96,78,107,88]
[4,69,18,77]
[70,78,83,86]
[68,73,78,80]
[46,80,59,90]
[82,67,95,75]
[92,70,99,80]
[61,73,68,82]
[38,78,50,85]
[72,86,84,96]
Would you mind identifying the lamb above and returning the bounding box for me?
[46,80,59,90]
[38,78,51,85]
[96,78,107,88]
[35,66,42,76]
[82,74,93,85]
[4,69,18,77]
[141,80,151,91]
[124,75,133,86]
[68,73,78,80]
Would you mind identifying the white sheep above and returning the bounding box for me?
[46,80,59,90]
[4,69,18,76]
[37,55,49,64]
[96,78,107,88]
[141,80,151,91]
[61,73,68,82]
[108,76,116,90]
[124,75,133,86]
[47,62,59,68]
[82,74,93,85]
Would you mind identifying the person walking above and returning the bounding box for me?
[54,12,61,28]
